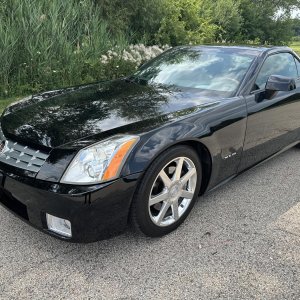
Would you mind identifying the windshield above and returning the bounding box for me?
[132,47,255,94]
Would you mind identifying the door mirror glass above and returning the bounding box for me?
[265,75,296,92]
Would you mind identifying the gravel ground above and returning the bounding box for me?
[0,148,300,300]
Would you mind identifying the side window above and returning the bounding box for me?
[255,53,298,90]
[294,57,300,78]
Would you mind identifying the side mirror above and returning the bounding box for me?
[266,75,296,92]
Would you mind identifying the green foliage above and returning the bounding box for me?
[155,0,217,46]
[0,97,20,114]
[291,18,300,36]
[0,0,129,97]
[239,0,295,45]
[203,0,242,42]
[1,0,300,99]
[95,0,166,44]
[99,58,137,81]
[291,41,300,55]
[95,0,130,37]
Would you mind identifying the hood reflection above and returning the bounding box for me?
[2,79,223,148]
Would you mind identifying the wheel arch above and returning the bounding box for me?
[171,140,212,195]
[126,138,213,226]
[134,139,213,196]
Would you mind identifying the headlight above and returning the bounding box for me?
[61,135,139,185]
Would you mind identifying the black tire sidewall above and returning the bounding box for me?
[131,145,202,237]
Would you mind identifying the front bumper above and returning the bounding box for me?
[0,171,141,243]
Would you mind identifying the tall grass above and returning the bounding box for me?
[0,0,128,97]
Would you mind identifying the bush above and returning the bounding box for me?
[155,0,217,46]
[292,36,300,42]
[95,0,166,44]
[99,44,169,79]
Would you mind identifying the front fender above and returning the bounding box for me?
[122,97,247,192]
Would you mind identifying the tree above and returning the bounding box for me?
[201,0,242,42]
[239,0,295,44]
[155,0,217,46]
[291,18,300,36]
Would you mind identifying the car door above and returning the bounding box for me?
[239,51,300,171]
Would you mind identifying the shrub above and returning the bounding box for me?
[99,44,170,79]
[155,0,217,46]
[95,0,166,45]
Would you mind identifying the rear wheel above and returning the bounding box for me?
[130,145,202,237]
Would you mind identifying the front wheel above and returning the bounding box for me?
[130,145,202,237]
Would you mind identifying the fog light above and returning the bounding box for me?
[46,214,72,238]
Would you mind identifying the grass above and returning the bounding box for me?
[291,41,300,55]
[0,96,23,114]
[0,0,129,98]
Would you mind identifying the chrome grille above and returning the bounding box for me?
[0,140,49,173]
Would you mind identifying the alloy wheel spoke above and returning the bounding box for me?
[156,202,171,225]
[172,200,179,221]
[180,168,196,185]
[181,190,194,199]
[173,157,184,181]
[159,169,172,188]
[149,190,169,206]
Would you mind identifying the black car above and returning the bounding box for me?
[0,46,300,242]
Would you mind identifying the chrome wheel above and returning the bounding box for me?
[148,156,197,227]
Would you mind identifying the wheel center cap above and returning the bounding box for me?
[169,182,181,199]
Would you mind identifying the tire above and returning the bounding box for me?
[130,145,202,237]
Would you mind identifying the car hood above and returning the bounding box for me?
[1,79,224,149]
